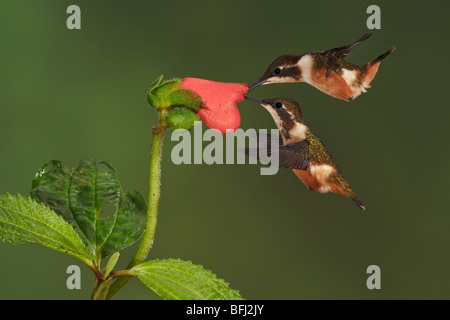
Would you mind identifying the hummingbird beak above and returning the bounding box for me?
[244,96,265,105]
[248,79,269,91]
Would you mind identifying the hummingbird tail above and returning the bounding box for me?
[352,197,366,211]
[370,47,396,65]
[348,33,372,50]
[343,188,366,211]
[361,47,396,90]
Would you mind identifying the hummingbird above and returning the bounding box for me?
[249,33,395,101]
[245,96,365,210]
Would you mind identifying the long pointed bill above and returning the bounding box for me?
[244,96,265,105]
[248,79,269,91]
[245,96,281,132]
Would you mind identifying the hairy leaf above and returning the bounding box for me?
[130,259,244,300]
[31,160,146,260]
[0,194,93,265]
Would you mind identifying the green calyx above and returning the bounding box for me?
[147,75,202,112]
[167,108,201,131]
[147,75,203,131]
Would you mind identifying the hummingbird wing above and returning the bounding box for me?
[278,141,309,170]
[322,33,372,78]
[242,133,309,170]
[326,33,372,59]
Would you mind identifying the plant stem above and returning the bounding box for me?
[111,269,132,279]
[106,110,169,299]
[87,263,104,282]
[91,278,113,300]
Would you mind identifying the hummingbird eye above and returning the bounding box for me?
[273,68,281,75]
[275,102,282,109]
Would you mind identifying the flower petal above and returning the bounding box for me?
[181,78,248,134]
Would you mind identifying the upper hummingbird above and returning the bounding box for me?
[245,96,365,210]
[249,34,395,101]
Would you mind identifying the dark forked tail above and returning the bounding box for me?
[370,47,396,65]
[345,33,372,53]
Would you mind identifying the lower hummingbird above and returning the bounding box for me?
[249,33,395,101]
[245,96,365,210]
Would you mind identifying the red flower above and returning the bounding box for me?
[181,78,248,134]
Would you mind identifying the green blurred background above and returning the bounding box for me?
[1,0,449,299]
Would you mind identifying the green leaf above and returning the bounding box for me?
[96,191,147,257]
[0,194,93,265]
[31,160,147,260]
[104,252,120,279]
[130,259,244,300]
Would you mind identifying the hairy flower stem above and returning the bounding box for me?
[105,109,169,299]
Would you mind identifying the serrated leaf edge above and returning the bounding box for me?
[0,193,93,265]
[130,258,243,300]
